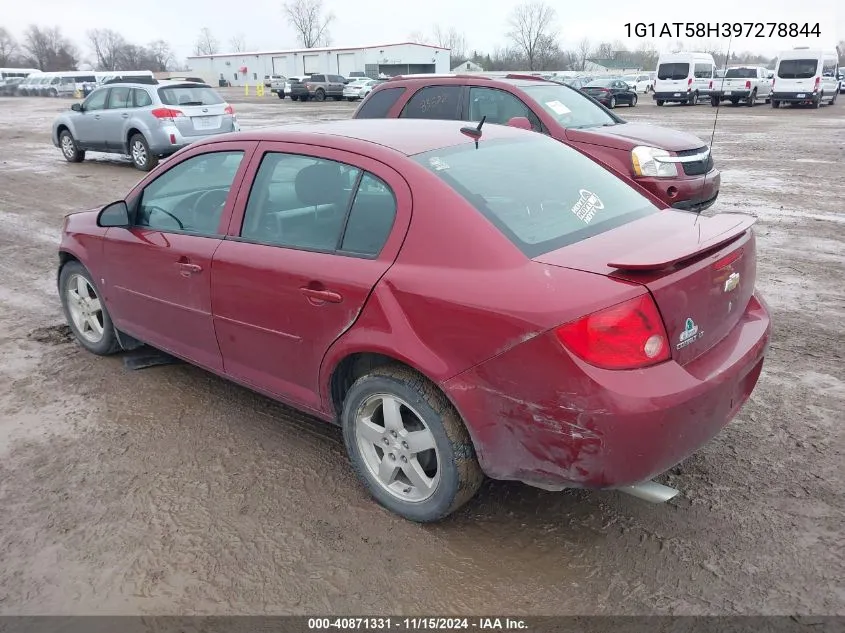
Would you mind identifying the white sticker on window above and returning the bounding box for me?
[571,189,604,224]
[429,156,449,171]
[546,100,571,115]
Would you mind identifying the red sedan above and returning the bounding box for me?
[58,119,771,522]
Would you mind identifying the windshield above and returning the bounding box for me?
[521,83,617,129]
[725,68,757,78]
[622,75,637,81]
[777,59,818,79]
[157,85,224,106]
[585,79,614,87]
[658,63,689,80]
[412,137,657,258]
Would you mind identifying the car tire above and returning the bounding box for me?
[630,94,637,107]
[656,99,664,106]
[290,95,298,101]
[746,90,756,106]
[771,99,780,108]
[711,96,719,107]
[829,91,837,105]
[277,91,284,99]
[59,261,121,356]
[347,97,355,101]
[59,130,85,163]
[608,96,616,108]
[341,365,484,523]
[813,93,822,108]
[314,89,326,102]
[129,133,158,172]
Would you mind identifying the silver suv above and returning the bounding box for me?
[52,80,239,171]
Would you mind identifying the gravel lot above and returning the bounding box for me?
[0,88,843,616]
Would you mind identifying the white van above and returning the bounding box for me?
[652,52,716,106]
[771,48,839,108]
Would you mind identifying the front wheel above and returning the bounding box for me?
[277,91,284,99]
[129,134,158,171]
[59,130,85,163]
[629,94,637,107]
[656,99,664,106]
[771,99,780,108]
[342,365,484,522]
[290,95,299,101]
[59,261,121,356]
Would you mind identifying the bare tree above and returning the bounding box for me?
[88,28,126,71]
[283,0,334,48]
[633,41,658,71]
[194,27,218,56]
[575,37,591,71]
[23,25,79,71]
[432,24,467,61]
[836,41,844,64]
[506,1,558,71]
[148,40,174,71]
[0,27,20,66]
[229,34,247,52]
[594,42,613,59]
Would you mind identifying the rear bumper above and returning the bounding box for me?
[712,90,752,99]
[635,167,721,212]
[443,293,772,490]
[147,121,240,155]
[653,91,695,102]
[771,91,820,102]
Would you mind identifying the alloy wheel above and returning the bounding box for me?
[66,274,105,344]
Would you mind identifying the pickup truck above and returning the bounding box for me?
[711,66,773,106]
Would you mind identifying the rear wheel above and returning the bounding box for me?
[314,88,326,102]
[656,99,664,106]
[59,130,85,163]
[347,97,356,101]
[813,93,822,108]
[746,89,756,106]
[277,91,284,99]
[771,99,780,108]
[290,95,299,101]
[711,96,719,107]
[342,365,484,522]
[59,261,121,356]
[129,134,158,171]
[829,91,837,105]
[630,94,637,107]
[608,96,616,108]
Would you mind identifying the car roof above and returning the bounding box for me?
[385,74,556,90]
[209,118,534,156]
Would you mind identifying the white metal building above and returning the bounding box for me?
[187,42,451,85]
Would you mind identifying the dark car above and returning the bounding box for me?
[288,74,346,101]
[352,74,721,212]
[581,78,638,108]
[57,119,770,523]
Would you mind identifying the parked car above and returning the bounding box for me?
[710,66,773,106]
[622,73,653,93]
[289,74,346,101]
[343,79,380,101]
[282,76,304,100]
[581,78,638,108]
[771,48,840,108]
[57,118,771,522]
[563,76,593,89]
[269,75,286,95]
[653,52,716,105]
[0,77,24,96]
[839,72,845,93]
[52,80,239,171]
[353,74,721,212]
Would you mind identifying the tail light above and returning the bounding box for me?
[554,294,671,370]
[687,77,693,86]
[772,78,776,89]
[305,82,314,89]
[813,76,820,92]
[714,246,744,270]
[150,107,184,121]
[745,80,751,89]
[709,80,713,89]
[224,104,235,115]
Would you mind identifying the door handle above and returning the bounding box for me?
[300,287,343,304]
[94,114,101,119]
[121,113,129,118]
[177,262,203,275]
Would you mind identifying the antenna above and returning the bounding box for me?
[460,116,486,149]
[695,35,732,229]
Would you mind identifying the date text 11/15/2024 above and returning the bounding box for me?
[624,22,821,38]
[308,617,528,630]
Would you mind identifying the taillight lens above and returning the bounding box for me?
[224,104,235,115]
[709,80,713,89]
[813,76,820,91]
[745,80,751,89]
[555,294,671,370]
[687,77,693,86]
[150,107,184,121]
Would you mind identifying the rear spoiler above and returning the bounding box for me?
[607,213,757,271]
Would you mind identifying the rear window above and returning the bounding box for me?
[355,87,406,118]
[725,68,757,78]
[777,59,818,79]
[157,85,223,106]
[520,83,617,129]
[658,63,689,80]
[413,137,657,257]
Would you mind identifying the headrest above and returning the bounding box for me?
[295,162,345,206]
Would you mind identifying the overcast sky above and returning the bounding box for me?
[5,0,843,63]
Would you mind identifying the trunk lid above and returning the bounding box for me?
[174,103,230,137]
[566,122,705,152]
[534,211,757,365]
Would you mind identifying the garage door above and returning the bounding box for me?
[337,53,356,77]
[302,54,320,74]
[272,56,287,75]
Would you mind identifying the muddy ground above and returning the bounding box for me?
[0,89,843,616]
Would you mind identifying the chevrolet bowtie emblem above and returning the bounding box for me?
[724,272,740,293]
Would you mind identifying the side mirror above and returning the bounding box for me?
[71,103,83,112]
[97,200,130,228]
[507,116,533,131]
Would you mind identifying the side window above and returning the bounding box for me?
[400,85,462,120]
[312,74,325,82]
[133,89,152,107]
[356,87,406,118]
[822,59,836,77]
[241,153,360,252]
[468,87,542,131]
[136,151,244,235]
[107,86,131,109]
[340,173,397,257]
[694,63,713,79]
[83,88,108,111]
